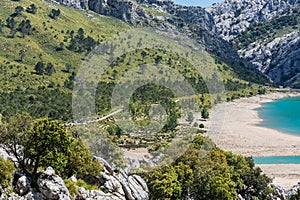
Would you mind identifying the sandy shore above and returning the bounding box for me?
[207,92,300,188]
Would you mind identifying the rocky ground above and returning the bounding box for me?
[0,157,149,200]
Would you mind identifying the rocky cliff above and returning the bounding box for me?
[206,0,300,41]
[206,0,300,87]
[238,30,300,87]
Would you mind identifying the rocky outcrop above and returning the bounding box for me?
[87,156,149,200]
[37,167,71,200]
[7,167,71,200]
[52,0,148,25]
[15,176,31,196]
[268,183,300,199]
[206,0,300,41]
[239,30,300,86]
[206,0,300,87]
[5,158,149,200]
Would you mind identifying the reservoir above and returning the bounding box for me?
[254,96,300,164]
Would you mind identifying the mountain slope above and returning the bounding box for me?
[207,0,300,87]
[52,0,269,85]
[0,0,268,121]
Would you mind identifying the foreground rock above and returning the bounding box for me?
[37,167,71,200]
[78,156,149,200]
[268,183,300,200]
[2,157,149,200]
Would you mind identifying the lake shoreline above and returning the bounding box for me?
[207,91,300,188]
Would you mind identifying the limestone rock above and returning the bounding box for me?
[69,175,77,183]
[75,187,122,200]
[93,156,114,174]
[206,0,300,41]
[37,170,71,200]
[128,176,148,200]
[15,176,31,196]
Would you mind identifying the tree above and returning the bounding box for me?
[56,42,64,51]
[0,20,3,33]
[70,30,75,39]
[201,107,209,119]
[0,113,33,173]
[49,9,61,19]
[6,17,16,38]
[14,6,24,15]
[26,4,37,14]
[6,17,15,29]
[144,134,271,199]
[77,28,84,40]
[63,138,103,179]
[186,112,194,124]
[24,118,72,175]
[199,123,204,129]
[45,62,55,76]
[19,49,25,62]
[148,166,182,200]
[34,61,44,75]
[18,20,32,38]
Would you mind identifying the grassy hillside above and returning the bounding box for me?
[0,0,268,121]
[0,0,128,90]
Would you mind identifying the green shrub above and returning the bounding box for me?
[64,179,98,196]
[0,158,15,189]
[64,179,78,196]
[76,179,98,190]
[63,138,103,179]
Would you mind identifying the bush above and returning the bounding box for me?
[0,158,15,189]
[25,118,73,175]
[64,179,98,197]
[144,135,271,199]
[199,123,204,128]
[64,179,78,196]
[63,138,103,179]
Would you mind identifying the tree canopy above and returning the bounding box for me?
[144,135,271,200]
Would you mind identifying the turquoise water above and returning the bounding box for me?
[257,96,300,135]
[254,96,300,164]
[254,156,300,164]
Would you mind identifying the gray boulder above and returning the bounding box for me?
[128,176,148,200]
[15,176,31,196]
[37,167,71,200]
[76,187,121,200]
[8,191,43,200]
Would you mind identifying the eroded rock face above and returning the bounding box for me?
[238,31,300,86]
[207,0,300,87]
[7,158,149,200]
[37,167,71,200]
[206,0,300,41]
[80,156,149,200]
